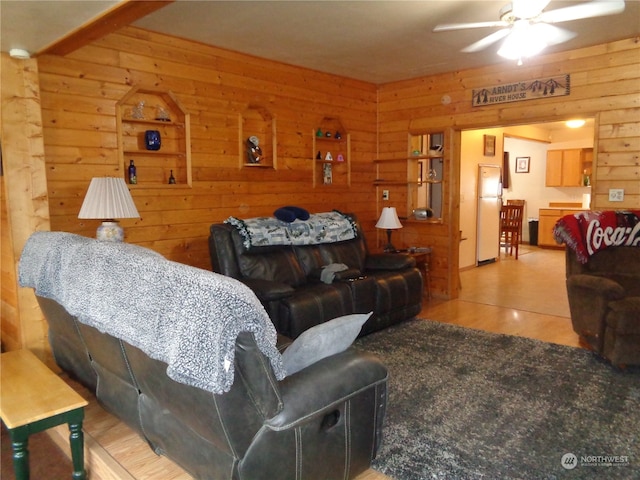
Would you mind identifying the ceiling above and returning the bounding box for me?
[1,1,639,84]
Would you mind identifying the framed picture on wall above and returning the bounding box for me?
[483,135,496,156]
[515,156,530,173]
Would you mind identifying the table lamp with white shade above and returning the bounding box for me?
[375,207,403,252]
[78,177,140,242]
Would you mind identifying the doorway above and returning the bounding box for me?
[458,120,595,270]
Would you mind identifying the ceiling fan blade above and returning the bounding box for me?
[462,29,511,53]
[511,0,551,19]
[538,0,625,23]
[532,24,577,46]
[433,21,507,32]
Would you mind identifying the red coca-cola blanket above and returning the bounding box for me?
[553,210,640,264]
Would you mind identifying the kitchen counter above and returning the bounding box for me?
[538,206,587,247]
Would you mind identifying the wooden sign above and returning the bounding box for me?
[472,74,570,107]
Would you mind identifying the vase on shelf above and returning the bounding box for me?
[145,130,161,150]
[131,101,145,119]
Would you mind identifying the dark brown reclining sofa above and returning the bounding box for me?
[19,231,388,480]
[209,212,424,338]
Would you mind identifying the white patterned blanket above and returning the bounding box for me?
[18,231,285,394]
[225,210,357,249]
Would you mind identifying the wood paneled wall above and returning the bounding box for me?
[378,37,640,297]
[38,26,379,271]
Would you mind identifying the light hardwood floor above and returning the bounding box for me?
[428,245,581,349]
[49,246,580,480]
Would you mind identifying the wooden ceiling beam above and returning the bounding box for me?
[38,0,175,56]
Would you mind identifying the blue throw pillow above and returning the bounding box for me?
[284,206,310,220]
[274,207,297,223]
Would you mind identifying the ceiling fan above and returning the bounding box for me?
[434,0,626,63]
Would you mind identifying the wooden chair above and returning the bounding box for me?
[506,199,525,242]
[500,204,524,259]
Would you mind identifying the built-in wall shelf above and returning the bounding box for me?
[374,131,446,221]
[116,87,192,187]
[239,105,277,169]
[312,117,350,187]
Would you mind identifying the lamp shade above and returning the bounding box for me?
[78,177,140,220]
[375,207,403,230]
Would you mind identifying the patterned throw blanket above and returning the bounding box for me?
[553,210,640,263]
[225,210,358,249]
[18,232,285,394]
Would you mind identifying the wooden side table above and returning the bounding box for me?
[404,249,432,299]
[1,350,88,480]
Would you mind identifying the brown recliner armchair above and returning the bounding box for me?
[564,246,640,367]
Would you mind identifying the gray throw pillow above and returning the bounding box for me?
[281,312,372,375]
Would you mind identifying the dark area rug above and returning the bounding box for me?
[1,421,72,479]
[354,319,640,480]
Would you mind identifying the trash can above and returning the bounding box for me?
[529,219,539,246]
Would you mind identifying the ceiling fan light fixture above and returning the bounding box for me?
[497,21,547,62]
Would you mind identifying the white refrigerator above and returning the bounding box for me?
[476,164,502,265]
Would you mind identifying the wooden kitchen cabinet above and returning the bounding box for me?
[545,148,592,187]
[538,208,586,247]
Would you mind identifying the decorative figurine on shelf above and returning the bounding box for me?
[128,160,137,184]
[246,135,262,164]
[428,145,443,156]
[155,105,170,122]
[316,128,323,137]
[337,153,344,162]
[325,131,332,138]
[131,101,145,119]
[316,151,322,160]
[325,151,333,161]
[323,163,332,184]
[168,170,176,184]
[335,131,342,140]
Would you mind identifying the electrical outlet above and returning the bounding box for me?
[382,190,389,200]
[609,189,624,202]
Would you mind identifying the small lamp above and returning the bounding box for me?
[376,207,403,252]
[78,177,140,242]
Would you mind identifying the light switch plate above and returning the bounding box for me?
[382,190,389,200]
[608,189,624,202]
